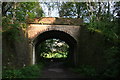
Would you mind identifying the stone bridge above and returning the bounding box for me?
[26,17,105,68]
[27,17,82,65]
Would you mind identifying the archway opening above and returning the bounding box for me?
[39,38,69,59]
[33,30,77,67]
[36,38,70,66]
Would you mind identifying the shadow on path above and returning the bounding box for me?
[40,61,82,79]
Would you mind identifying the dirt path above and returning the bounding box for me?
[40,62,82,78]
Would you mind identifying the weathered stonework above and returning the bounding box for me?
[27,24,80,42]
[26,17,105,70]
[26,17,82,65]
[3,17,106,71]
[27,17,83,26]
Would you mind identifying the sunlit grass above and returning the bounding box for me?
[41,52,68,58]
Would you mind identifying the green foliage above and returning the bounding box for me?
[3,2,44,24]
[21,64,43,78]
[38,39,69,58]
[86,7,120,78]
[59,2,75,18]
[2,69,23,78]
[15,2,43,22]
[41,52,68,58]
[87,16,120,79]
[104,46,119,64]
[88,18,119,41]
[2,64,43,79]
[103,65,119,78]
[2,17,20,41]
[59,2,88,18]
[71,65,97,77]
[2,2,44,41]
[102,46,120,78]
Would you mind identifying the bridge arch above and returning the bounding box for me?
[32,30,77,66]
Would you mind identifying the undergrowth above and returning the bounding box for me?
[2,64,43,79]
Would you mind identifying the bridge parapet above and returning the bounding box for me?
[27,17,83,26]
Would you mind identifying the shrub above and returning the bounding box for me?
[2,64,43,79]
[2,69,24,78]
[71,65,97,77]
[21,64,42,78]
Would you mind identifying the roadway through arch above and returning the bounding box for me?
[33,30,77,66]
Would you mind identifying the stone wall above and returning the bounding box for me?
[27,24,80,65]
[2,29,30,68]
[77,26,106,70]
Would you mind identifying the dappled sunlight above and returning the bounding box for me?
[37,17,56,24]
[41,52,68,58]
[37,39,69,59]
[88,27,102,33]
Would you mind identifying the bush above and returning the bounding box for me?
[2,64,43,79]
[71,65,97,77]
[21,64,43,78]
[2,69,23,78]
[102,46,120,78]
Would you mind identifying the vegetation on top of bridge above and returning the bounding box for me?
[27,17,83,26]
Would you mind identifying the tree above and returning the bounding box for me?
[59,2,76,18]
[58,2,120,78]
[2,2,44,22]
[2,2,44,69]
[38,39,69,58]
[2,2,44,42]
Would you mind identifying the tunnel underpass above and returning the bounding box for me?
[33,30,77,67]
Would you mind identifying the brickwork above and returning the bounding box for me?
[27,24,80,41]
[26,17,82,65]
[26,17,105,69]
